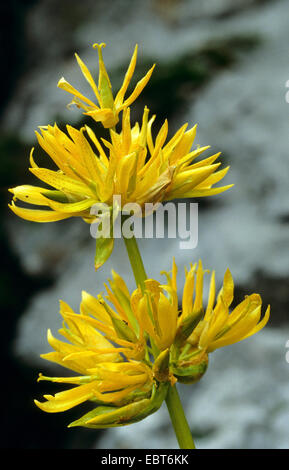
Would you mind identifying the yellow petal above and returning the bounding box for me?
[35,381,97,413]
[204,270,216,320]
[81,291,112,325]
[121,64,155,109]
[242,305,270,340]
[176,146,211,168]
[75,52,101,102]
[8,202,72,222]
[181,264,196,319]
[114,44,138,107]
[116,152,138,197]
[170,125,198,164]
[157,293,178,350]
[9,185,49,206]
[40,351,87,374]
[29,167,90,197]
[171,257,178,292]
[111,270,131,299]
[84,125,109,167]
[58,77,96,108]
[186,152,221,170]
[147,115,156,155]
[85,108,116,128]
[172,184,234,199]
[66,126,100,182]
[43,197,96,213]
[163,123,188,160]
[172,163,221,191]
[218,268,234,307]
[195,166,230,189]
[193,260,204,312]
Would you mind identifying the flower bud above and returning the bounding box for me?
[153,349,177,386]
[170,346,208,384]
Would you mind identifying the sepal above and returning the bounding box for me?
[174,310,204,347]
[68,382,169,428]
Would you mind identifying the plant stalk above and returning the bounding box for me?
[122,234,147,291]
[165,385,196,449]
[122,228,196,449]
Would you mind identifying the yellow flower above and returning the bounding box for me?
[9,107,232,224]
[34,271,172,426]
[45,272,148,365]
[58,43,155,129]
[131,275,179,353]
[34,263,270,425]
[169,259,270,382]
[35,361,153,413]
[178,260,270,351]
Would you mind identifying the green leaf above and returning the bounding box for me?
[95,236,114,270]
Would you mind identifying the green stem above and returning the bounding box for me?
[122,235,147,291]
[122,228,196,450]
[165,385,196,449]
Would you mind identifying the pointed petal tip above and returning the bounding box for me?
[34,399,47,412]
[47,328,53,341]
[57,77,67,87]
[111,268,118,277]
[67,419,83,428]
[265,304,271,318]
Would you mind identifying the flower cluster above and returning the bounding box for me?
[9,42,270,433]
[34,260,269,427]
[9,44,232,224]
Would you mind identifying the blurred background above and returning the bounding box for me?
[1,0,289,449]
